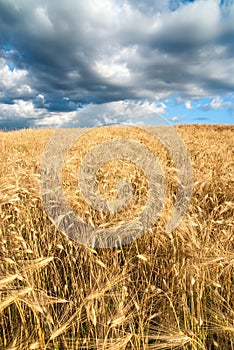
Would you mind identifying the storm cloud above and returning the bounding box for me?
[0,0,234,128]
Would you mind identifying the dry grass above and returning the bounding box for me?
[0,124,233,349]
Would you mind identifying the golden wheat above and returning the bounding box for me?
[0,125,233,349]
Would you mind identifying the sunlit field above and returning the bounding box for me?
[0,125,233,349]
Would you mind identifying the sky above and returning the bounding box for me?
[0,0,234,130]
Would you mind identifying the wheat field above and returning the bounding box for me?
[0,125,233,349]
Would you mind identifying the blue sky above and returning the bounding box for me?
[0,0,234,129]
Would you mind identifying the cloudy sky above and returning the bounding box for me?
[0,0,234,129]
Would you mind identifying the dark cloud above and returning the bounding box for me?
[0,116,36,131]
[0,0,234,128]
[193,117,209,122]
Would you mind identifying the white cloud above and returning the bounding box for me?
[210,96,224,109]
[198,96,234,111]
[0,58,29,90]
[0,100,40,119]
[0,98,78,129]
[0,57,34,102]
[95,61,130,81]
[171,116,180,122]
[185,101,192,109]
[157,0,220,43]
[170,115,186,123]
[59,100,168,128]
[34,111,77,127]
